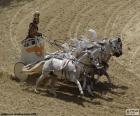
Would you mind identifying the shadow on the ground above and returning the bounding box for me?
[11,75,128,106]
[0,0,33,7]
[51,81,128,106]
[93,81,128,96]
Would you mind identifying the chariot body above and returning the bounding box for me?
[14,36,45,81]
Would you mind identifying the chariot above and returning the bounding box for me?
[14,36,45,81]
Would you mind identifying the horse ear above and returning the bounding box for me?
[118,37,121,42]
[109,40,112,44]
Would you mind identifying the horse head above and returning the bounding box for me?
[109,37,123,57]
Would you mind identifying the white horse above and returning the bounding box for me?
[69,36,122,92]
[86,37,122,86]
[34,45,99,96]
[71,36,122,82]
[34,53,84,96]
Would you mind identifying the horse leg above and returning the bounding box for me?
[35,73,47,93]
[69,71,84,95]
[87,85,93,96]
[101,65,111,83]
[48,74,57,97]
[94,74,100,84]
[104,71,111,84]
[82,76,87,90]
[73,78,84,95]
[86,75,94,96]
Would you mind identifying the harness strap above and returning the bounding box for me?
[62,60,70,68]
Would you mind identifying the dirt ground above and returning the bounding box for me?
[0,0,140,116]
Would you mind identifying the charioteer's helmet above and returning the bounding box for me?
[33,11,40,24]
[34,11,40,18]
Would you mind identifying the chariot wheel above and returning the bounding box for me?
[14,62,28,81]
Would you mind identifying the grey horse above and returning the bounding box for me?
[80,37,123,93]
[34,52,84,97]
[89,37,122,83]
[70,36,122,92]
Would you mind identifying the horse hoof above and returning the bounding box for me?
[89,93,94,97]
[53,93,57,98]
[81,92,84,95]
[34,89,39,94]
[19,82,26,86]
[80,93,84,97]
[48,89,57,97]
[78,94,84,99]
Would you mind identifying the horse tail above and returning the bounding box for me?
[22,61,45,75]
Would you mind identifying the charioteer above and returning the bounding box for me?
[27,11,42,39]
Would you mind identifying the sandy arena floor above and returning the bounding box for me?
[0,0,140,116]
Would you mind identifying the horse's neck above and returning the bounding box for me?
[78,53,86,61]
[78,52,90,65]
[101,42,112,62]
[72,48,83,58]
[75,38,89,49]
